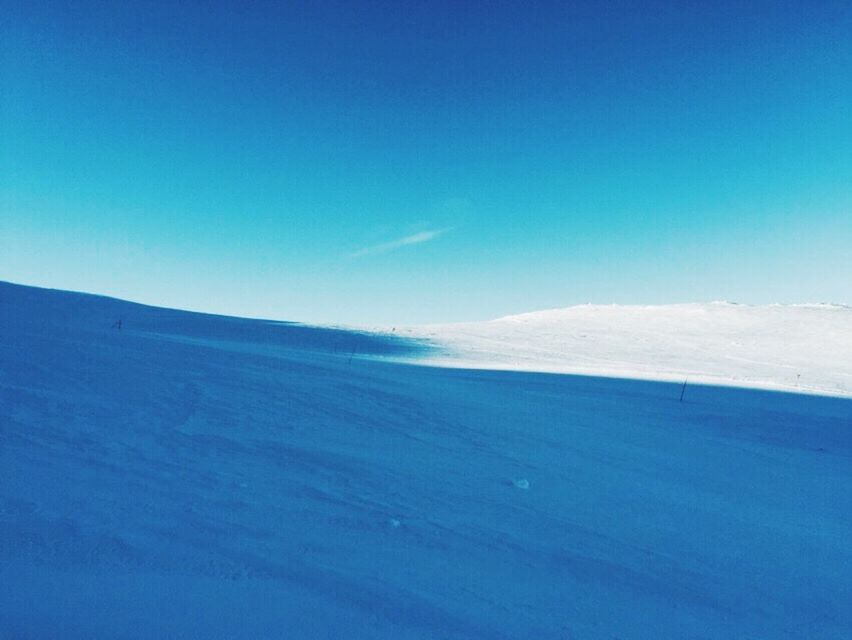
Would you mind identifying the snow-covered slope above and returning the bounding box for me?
[395,302,852,397]
[2,282,851,639]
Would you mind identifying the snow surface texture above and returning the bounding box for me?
[392,303,852,397]
[1,281,851,639]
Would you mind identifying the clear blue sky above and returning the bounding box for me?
[2,1,851,324]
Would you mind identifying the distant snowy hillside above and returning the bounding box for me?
[394,302,852,397]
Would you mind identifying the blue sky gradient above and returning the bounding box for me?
[2,1,851,323]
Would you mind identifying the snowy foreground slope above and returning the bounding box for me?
[392,303,852,397]
[1,281,851,639]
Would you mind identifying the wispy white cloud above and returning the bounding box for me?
[352,228,450,258]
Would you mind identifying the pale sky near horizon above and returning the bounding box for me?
[2,1,851,324]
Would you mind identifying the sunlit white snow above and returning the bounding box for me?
[390,302,852,397]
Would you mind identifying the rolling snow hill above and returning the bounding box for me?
[393,302,852,397]
[1,281,850,639]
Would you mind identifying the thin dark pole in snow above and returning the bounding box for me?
[679,379,688,402]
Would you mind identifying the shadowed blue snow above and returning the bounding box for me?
[0,281,424,359]
[1,282,851,638]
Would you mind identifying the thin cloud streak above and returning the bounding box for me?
[352,228,450,257]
